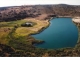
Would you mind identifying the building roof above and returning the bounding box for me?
[26,22,33,25]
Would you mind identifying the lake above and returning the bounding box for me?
[32,17,78,49]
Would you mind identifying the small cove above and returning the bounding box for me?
[32,17,78,49]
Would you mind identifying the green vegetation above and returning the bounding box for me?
[0,27,13,44]
[1,18,80,56]
[0,20,31,27]
[0,19,50,56]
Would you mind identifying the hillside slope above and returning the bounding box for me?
[0,4,80,21]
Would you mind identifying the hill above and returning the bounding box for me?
[0,4,80,21]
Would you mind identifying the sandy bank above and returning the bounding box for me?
[72,17,80,23]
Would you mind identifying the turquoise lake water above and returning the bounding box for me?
[32,17,78,49]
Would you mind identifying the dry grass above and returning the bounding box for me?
[14,19,49,37]
[0,18,49,39]
[0,27,13,44]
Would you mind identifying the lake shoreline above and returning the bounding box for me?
[29,19,50,45]
[25,16,80,50]
[72,17,80,48]
[31,17,78,49]
[0,16,79,56]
